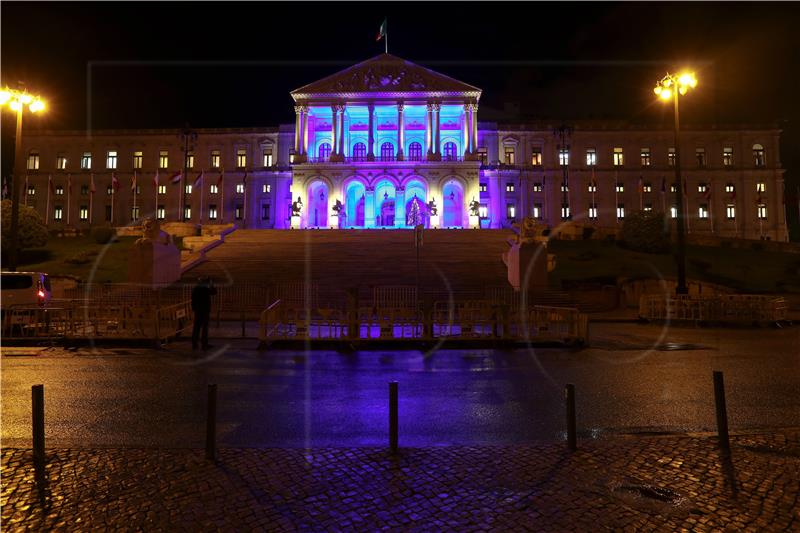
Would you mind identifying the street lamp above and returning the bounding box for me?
[1,86,47,272]
[654,71,698,295]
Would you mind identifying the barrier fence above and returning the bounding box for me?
[639,293,789,323]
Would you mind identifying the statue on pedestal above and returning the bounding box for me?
[291,196,303,217]
[427,197,438,217]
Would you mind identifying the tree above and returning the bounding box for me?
[620,209,670,253]
[407,196,423,226]
[1,200,48,253]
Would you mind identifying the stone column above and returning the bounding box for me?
[367,103,375,161]
[463,103,471,157]
[396,102,405,161]
[395,186,406,227]
[331,104,339,157]
[294,105,302,155]
[471,103,479,155]
[429,103,442,161]
[365,186,376,228]
[300,106,308,156]
[425,103,434,157]
[434,103,441,155]
[338,104,346,158]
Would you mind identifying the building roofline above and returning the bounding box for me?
[22,126,285,137]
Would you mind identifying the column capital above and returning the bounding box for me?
[332,103,345,113]
[397,101,405,111]
[431,103,441,112]
[294,105,308,114]
[426,102,435,112]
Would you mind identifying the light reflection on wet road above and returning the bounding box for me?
[2,324,798,448]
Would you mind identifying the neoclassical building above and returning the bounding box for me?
[18,53,788,240]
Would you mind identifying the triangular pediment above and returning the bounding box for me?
[291,54,481,100]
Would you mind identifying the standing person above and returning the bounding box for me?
[191,277,217,350]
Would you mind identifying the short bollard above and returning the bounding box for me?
[389,381,398,454]
[32,384,45,465]
[713,371,731,452]
[565,384,577,451]
[205,384,218,461]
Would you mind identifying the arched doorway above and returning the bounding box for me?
[307,181,329,228]
[344,180,366,227]
[442,179,464,228]
[404,179,427,227]
[375,179,395,227]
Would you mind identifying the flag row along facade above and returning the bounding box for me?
[16,53,788,240]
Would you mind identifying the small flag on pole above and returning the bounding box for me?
[153,170,160,189]
[170,170,182,184]
[217,170,224,187]
[193,171,204,187]
[90,174,96,194]
[242,171,248,184]
[131,172,137,192]
[111,172,120,191]
[48,174,55,194]
[67,174,72,195]
[376,18,387,41]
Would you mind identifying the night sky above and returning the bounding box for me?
[2,2,799,235]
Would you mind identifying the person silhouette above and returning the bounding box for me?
[191,277,217,350]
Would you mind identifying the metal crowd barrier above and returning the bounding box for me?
[639,294,788,323]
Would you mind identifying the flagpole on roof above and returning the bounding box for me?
[385,18,388,54]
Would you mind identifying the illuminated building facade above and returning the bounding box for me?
[19,54,788,240]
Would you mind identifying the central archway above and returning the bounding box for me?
[344,180,366,228]
[404,179,428,227]
[375,179,396,227]
[307,180,329,228]
[442,179,464,228]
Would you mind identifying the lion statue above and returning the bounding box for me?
[136,217,171,246]
[511,216,544,244]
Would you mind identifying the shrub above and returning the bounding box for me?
[92,226,117,244]
[0,199,48,252]
[620,210,670,254]
[64,250,98,265]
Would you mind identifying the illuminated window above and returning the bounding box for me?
[443,142,458,161]
[643,182,652,193]
[588,205,598,219]
[185,184,193,195]
[726,204,735,219]
[668,148,676,167]
[211,150,221,168]
[236,183,244,194]
[757,204,767,219]
[587,183,597,193]
[27,184,36,196]
[186,152,195,169]
[699,204,709,219]
[262,184,271,194]
[613,147,624,166]
[670,206,678,218]
[131,206,140,221]
[533,183,543,192]
[79,206,88,221]
[643,204,653,212]
[533,203,543,219]
[616,204,625,219]
[81,152,92,170]
[408,142,423,161]
[289,150,295,164]
[53,206,63,221]
[106,150,118,169]
[506,182,515,193]
[504,146,515,165]
[184,205,191,219]
[27,151,40,170]
[725,183,735,194]
[262,149,273,167]
[318,143,332,161]
[670,184,677,193]
[753,144,765,167]
[479,183,487,193]
[507,204,516,218]
[380,142,394,162]
[586,148,596,166]
[235,204,243,220]
[56,154,67,170]
[616,182,624,193]
[210,184,218,194]
[723,147,733,167]
[698,183,708,193]
[477,147,488,165]
[558,149,569,166]
[158,185,166,195]
[236,148,247,168]
[756,182,766,193]
[352,143,366,161]
[561,183,569,192]
[640,148,651,167]
[561,204,570,219]
[209,205,218,220]
[159,150,169,169]
[55,185,64,196]
[695,147,706,168]
[531,149,543,166]
[157,206,165,220]
[478,204,488,218]
[133,151,143,169]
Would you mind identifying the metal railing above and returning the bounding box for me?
[639,294,788,323]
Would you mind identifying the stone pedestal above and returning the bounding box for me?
[290,215,301,229]
[505,240,548,293]
[128,238,181,287]
[429,215,440,229]
[469,214,480,229]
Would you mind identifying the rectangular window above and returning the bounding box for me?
[504,147,515,165]
[723,147,733,167]
[725,183,735,194]
[558,149,569,166]
[157,205,165,220]
[159,150,169,169]
[210,184,219,194]
[561,183,569,192]
[133,151,143,169]
[696,147,706,168]
[640,148,651,167]
[506,182,515,193]
[478,204,488,218]
[56,154,67,170]
[263,149,273,167]
[81,152,92,170]
[533,183,543,192]
[757,204,767,219]
[643,183,652,193]
[726,204,735,219]
[54,206,63,221]
[756,182,766,193]
[185,184,193,195]
[561,204,570,219]
[586,148,597,166]
[289,151,296,164]
[753,145,765,167]
[236,148,247,169]
[106,150,118,169]
[588,205,598,219]
[79,206,88,221]
[80,185,88,195]
[531,149,542,166]
[670,184,677,193]
[55,185,64,196]
[235,204,243,220]
[643,204,653,212]
[211,150,221,169]
[262,184,271,194]
[616,204,625,219]
[158,185,166,195]
[507,204,516,218]
[668,148,676,167]
[587,183,597,193]
[671,206,678,218]
[698,183,708,193]
[27,151,40,170]
[209,205,218,220]
[131,205,140,221]
[27,184,35,196]
[616,183,624,193]
[184,205,191,219]
[613,147,624,166]
[477,147,488,165]
[699,204,709,219]
[479,183,487,192]
[236,183,245,194]
[533,203,543,219]
[106,185,113,196]
[186,152,195,169]
[261,204,270,220]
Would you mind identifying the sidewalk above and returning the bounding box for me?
[2,431,798,531]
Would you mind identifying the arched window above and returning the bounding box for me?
[443,142,458,161]
[318,143,331,162]
[408,142,423,161]
[752,143,765,167]
[381,142,394,162]
[352,142,367,161]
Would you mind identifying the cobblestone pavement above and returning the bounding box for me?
[2,431,798,531]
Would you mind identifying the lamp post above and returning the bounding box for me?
[1,86,46,272]
[654,72,698,295]
[553,124,573,221]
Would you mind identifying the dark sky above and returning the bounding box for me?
[2,1,799,233]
